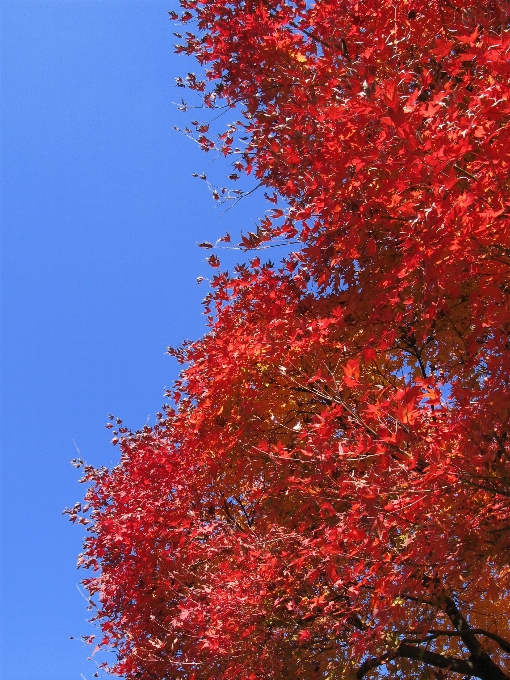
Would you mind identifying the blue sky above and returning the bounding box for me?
[1,2,266,677]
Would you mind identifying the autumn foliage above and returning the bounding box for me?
[68,0,510,677]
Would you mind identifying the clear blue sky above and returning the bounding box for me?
[1,2,266,677]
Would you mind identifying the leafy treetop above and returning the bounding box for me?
[67,1,510,678]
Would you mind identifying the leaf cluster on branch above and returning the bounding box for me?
[67,0,510,677]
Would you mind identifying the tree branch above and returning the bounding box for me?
[356,642,506,679]
[462,478,510,499]
[356,650,396,679]
[397,643,483,677]
[443,594,484,657]
[403,629,510,654]
[440,594,510,679]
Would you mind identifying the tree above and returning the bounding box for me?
[68,0,510,677]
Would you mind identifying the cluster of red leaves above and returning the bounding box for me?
[69,1,510,678]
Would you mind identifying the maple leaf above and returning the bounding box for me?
[71,0,510,678]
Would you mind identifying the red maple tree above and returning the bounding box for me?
[68,0,510,677]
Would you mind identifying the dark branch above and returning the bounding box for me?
[443,594,484,658]
[357,643,505,679]
[463,479,510,499]
[398,643,483,677]
[356,650,396,679]
[402,594,437,607]
[403,629,510,655]
[440,594,510,679]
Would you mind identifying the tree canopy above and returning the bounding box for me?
[68,0,510,678]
